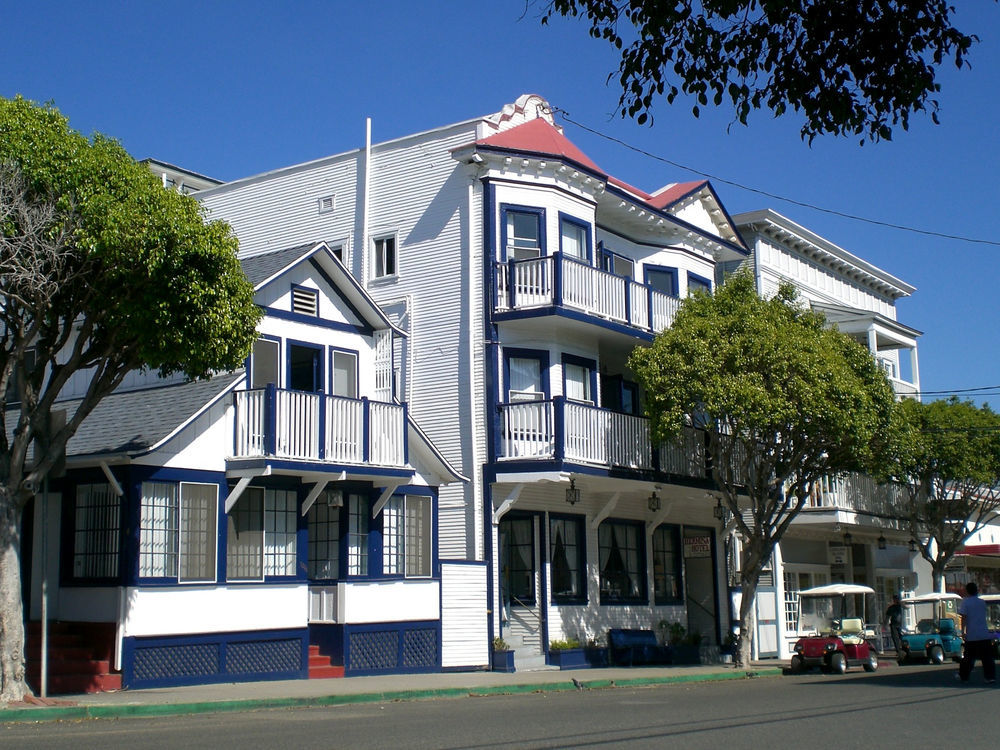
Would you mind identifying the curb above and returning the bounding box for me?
[0,667,782,724]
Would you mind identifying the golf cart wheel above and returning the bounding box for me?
[863,650,878,672]
[830,652,847,675]
[790,655,804,674]
[929,645,944,664]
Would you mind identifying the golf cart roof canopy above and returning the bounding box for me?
[901,593,962,604]
[798,584,876,597]
[980,594,1000,602]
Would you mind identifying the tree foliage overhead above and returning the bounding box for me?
[889,397,1000,590]
[629,270,895,664]
[541,0,981,142]
[0,95,261,702]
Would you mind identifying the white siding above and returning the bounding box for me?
[441,562,489,668]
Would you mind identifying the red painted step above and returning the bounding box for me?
[24,621,121,695]
[307,644,344,679]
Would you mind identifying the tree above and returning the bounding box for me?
[628,270,895,666]
[541,0,982,142]
[889,397,1000,592]
[0,96,261,702]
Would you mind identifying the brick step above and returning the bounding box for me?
[308,665,345,679]
[25,645,94,661]
[27,657,112,676]
[27,672,122,696]
[26,634,89,649]
[308,653,335,667]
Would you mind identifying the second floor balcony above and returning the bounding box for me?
[234,385,407,468]
[494,253,681,336]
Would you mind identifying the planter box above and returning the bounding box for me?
[670,644,701,665]
[549,647,609,670]
[491,650,515,673]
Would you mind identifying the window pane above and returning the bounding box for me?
[383,496,403,575]
[228,488,263,580]
[332,351,358,398]
[599,521,642,601]
[561,221,586,259]
[550,518,582,600]
[508,211,539,249]
[307,495,340,579]
[509,357,542,401]
[501,517,534,603]
[251,339,279,389]
[564,363,591,402]
[74,483,121,580]
[179,483,217,583]
[139,482,178,579]
[405,496,431,577]
[653,526,681,603]
[264,489,298,576]
[375,237,396,277]
[348,494,369,576]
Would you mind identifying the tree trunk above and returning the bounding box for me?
[736,577,760,668]
[0,498,29,703]
[932,563,947,594]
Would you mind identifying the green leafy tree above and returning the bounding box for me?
[889,397,1000,592]
[541,0,982,142]
[629,270,895,666]
[0,96,261,702]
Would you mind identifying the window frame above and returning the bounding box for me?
[561,353,597,405]
[306,490,342,581]
[500,204,546,261]
[330,347,359,398]
[70,482,121,583]
[382,494,433,579]
[225,486,300,582]
[644,265,680,298]
[598,518,647,605]
[652,523,683,605]
[138,480,218,584]
[599,244,634,280]
[687,272,712,296]
[558,213,592,263]
[549,513,587,605]
[249,335,281,390]
[503,348,550,402]
[286,339,324,393]
[347,493,370,577]
[372,233,398,279]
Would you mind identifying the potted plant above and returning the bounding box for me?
[548,637,589,669]
[491,636,515,673]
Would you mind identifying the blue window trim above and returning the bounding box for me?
[499,511,540,607]
[247,333,282,388]
[223,481,307,584]
[329,346,359,398]
[548,512,587,605]
[560,353,597,404]
[499,204,546,261]
[290,283,320,316]
[502,347,550,401]
[558,212,593,264]
[687,271,712,295]
[598,242,634,279]
[643,264,679,298]
[652,523,684,605]
[58,469,128,587]
[286,338,325,393]
[597,517,648,606]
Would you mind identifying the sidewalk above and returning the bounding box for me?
[1,661,784,724]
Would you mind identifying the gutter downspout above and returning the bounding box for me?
[362,117,372,283]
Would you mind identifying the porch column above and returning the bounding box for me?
[909,346,921,396]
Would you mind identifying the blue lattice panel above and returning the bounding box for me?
[344,621,440,676]
[402,628,438,668]
[226,638,301,675]
[349,629,399,671]
[133,642,219,683]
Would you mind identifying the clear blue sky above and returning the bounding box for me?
[3,1,998,403]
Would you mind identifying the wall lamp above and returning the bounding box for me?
[565,478,580,506]
[648,491,661,513]
[713,497,726,520]
[877,534,887,550]
[843,531,853,546]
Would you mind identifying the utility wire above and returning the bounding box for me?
[550,107,1000,248]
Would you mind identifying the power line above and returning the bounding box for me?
[550,107,1000,248]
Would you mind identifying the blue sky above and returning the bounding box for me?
[3,1,998,403]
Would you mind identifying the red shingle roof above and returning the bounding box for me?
[477,118,604,175]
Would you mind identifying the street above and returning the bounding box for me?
[3,663,998,749]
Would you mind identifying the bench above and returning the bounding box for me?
[608,628,673,666]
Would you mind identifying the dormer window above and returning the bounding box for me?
[292,286,319,316]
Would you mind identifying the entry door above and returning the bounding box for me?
[499,515,543,654]
[755,583,779,657]
[683,527,718,645]
[288,343,323,393]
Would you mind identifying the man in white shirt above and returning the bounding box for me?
[958,581,996,683]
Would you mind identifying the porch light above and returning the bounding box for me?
[878,534,887,550]
[647,491,661,513]
[843,531,853,546]
[713,497,726,520]
[909,538,918,552]
[565,478,580,506]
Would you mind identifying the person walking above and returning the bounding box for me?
[885,594,905,662]
[958,581,996,683]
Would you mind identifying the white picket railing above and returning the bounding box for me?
[561,258,627,323]
[500,400,554,459]
[234,388,406,467]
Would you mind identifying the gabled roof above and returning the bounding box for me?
[648,181,709,210]
[62,373,244,460]
[240,242,406,337]
[476,117,604,174]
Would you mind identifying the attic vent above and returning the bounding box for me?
[292,287,319,317]
[318,195,335,214]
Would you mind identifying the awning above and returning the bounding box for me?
[956,544,1000,557]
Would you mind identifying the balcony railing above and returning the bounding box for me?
[807,472,908,517]
[495,253,681,334]
[498,397,704,478]
[234,385,406,467]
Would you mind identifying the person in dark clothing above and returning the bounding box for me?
[885,594,904,661]
[958,581,996,683]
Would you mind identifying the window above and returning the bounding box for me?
[139,482,217,582]
[645,267,679,297]
[562,356,594,404]
[598,520,645,603]
[226,487,298,580]
[251,338,279,389]
[559,216,590,261]
[687,273,712,296]
[72,483,120,580]
[652,525,682,604]
[292,286,319,316]
[347,493,369,576]
[507,356,544,402]
[307,490,341,580]
[600,374,639,415]
[783,570,829,633]
[373,235,397,278]
[550,516,585,603]
[500,516,535,605]
[601,247,634,279]
[332,350,358,398]
[288,343,322,392]
[383,494,432,577]
[504,208,542,260]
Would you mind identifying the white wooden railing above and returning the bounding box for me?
[234,387,406,467]
[807,473,908,517]
[495,254,681,334]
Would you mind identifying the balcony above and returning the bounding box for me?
[806,472,908,518]
[497,397,706,479]
[495,253,681,335]
[233,386,407,467]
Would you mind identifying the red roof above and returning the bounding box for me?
[648,181,708,209]
[956,544,1000,557]
[477,118,604,175]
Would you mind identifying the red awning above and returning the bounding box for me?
[956,544,1000,557]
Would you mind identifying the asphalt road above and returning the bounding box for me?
[3,663,997,749]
